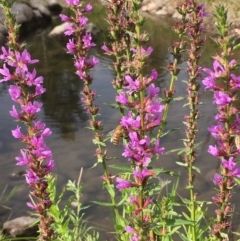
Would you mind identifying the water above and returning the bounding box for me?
[0,1,240,240]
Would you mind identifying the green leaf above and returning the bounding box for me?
[92,139,106,146]
[117,195,129,206]
[103,102,120,109]
[108,164,132,173]
[166,147,185,154]
[192,165,201,174]
[91,201,113,206]
[176,162,188,167]
[165,218,194,226]
[161,128,180,138]
[106,184,115,198]
[233,43,240,50]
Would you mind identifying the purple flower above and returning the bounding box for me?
[84,3,92,12]
[82,33,95,49]
[15,50,38,73]
[147,84,160,98]
[222,157,240,178]
[230,74,240,90]
[25,170,39,184]
[79,16,88,27]
[45,160,54,172]
[21,101,42,115]
[12,126,23,139]
[197,4,209,17]
[213,173,223,186]
[124,75,140,94]
[66,39,76,53]
[15,149,30,166]
[141,46,153,55]
[88,56,99,67]
[66,0,79,6]
[202,74,216,90]
[125,226,139,241]
[42,127,52,137]
[130,46,153,56]
[213,91,232,106]
[101,44,112,54]
[27,202,36,210]
[125,226,135,234]
[26,69,43,86]
[9,105,20,119]
[208,145,220,156]
[35,85,46,96]
[0,46,14,61]
[0,64,12,82]
[116,92,129,105]
[75,57,85,70]
[19,49,39,65]
[202,60,226,89]
[153,139,165,155]
[116,177,132,190]
[151,69,158,80]
[208,124,223,139]
[9,85,21,101]
[59,14,69,22]
[64,23,74,36]
[120,112,141,130]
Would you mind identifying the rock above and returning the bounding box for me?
[11,2,34,24]
[156,8,168,16]
[0,0,64,47]
[30,0,51,18]
[48,22,102,47]
[172,11,182,19]
[141,0,165,13]
[3,216,38,238]
[47,0,63,16]
[49,22,101,37]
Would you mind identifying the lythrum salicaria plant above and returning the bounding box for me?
[0,0,55,240]
[174,1,208,240]
[202,4,240,241]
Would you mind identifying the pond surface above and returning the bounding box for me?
[0,1,240,240]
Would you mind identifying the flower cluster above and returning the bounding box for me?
[60,0,102,133]
[114,46,165,240]
[101,0,135,91]
[203,58,240,236]
[0,47,55,239]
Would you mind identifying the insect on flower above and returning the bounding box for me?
[234,134,240,150]
[108,124,128,146]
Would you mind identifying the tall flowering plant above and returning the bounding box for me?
[174,1,207,240]
[0,0,55,240]
[104,0,167,240]
[202,5,240,240]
